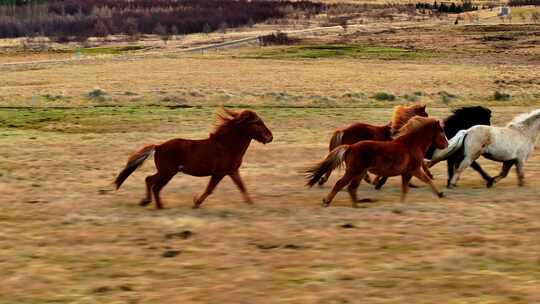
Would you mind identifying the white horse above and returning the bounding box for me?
[428,109,540,188]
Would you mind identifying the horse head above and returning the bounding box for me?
[235,110,273,144]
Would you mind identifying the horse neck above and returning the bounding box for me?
[382,123,392,136]
[514,117,540,142]
[213,129,252,154]
[397,127,433,154]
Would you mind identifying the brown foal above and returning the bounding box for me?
[306,116,448,207]
[318,104,428,186]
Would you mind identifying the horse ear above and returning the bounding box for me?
[439,119,445,129]
[421,104,426,110]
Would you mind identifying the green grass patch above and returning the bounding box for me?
[75,45,147,56]
[245,44,435,60]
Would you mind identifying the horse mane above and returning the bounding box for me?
[394,116,436,138]
[210,108,243,138]
[450,106,491,117]
[391,104,426,133]
[507,109,540,130]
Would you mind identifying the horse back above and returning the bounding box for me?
[341,123,391,145]
[155,138,240,176]
[347,140,417,176]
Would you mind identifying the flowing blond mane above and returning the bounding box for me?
[394,116,436,138]
[391,104,427,134]
[210,108,241,138]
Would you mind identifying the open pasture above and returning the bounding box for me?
[1,105,540,303]
[1,3,540,301]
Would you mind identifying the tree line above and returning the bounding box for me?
[415,1,478,13]
[508,0,540,6]
[0,0,325,42]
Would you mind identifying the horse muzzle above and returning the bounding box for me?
[264,134,273,144]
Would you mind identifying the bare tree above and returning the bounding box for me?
[154,23,170,45]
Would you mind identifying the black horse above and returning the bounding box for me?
[375,106,493,189]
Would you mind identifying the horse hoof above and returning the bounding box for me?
[409,183,419,188]
[192,204,200,209]
[322,199,330,208]
[438,192,445,198]
[486,181,494,188]
[139,199,151,207]
[357,198,376,203]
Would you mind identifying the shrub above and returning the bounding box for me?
[438,91,458,104]
[259,32,299,46]
[494,91,511,101]
[373,92,396,101]
[86,89,108,102]
[403,93,421,102]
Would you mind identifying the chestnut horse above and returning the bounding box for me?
[317,104,428,186]
[306,116,448,207]
[114,109,273,209]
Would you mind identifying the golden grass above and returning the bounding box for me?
[0,53,538,107]
[1,106,540,303]
[1,17,540,303]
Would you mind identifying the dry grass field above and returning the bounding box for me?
[1,106,540,304]
[1,9,540,304]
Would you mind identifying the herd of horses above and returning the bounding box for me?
[114,105,540,209]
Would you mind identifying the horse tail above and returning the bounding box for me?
[428,130,468,167]
[306,145,349,187]
[329,130,344,151]
[114,144,156,189]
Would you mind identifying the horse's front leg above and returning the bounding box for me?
[400,173,412,203]
[446,159,456,188]
[193,174,225,208]
[229,170,254,204]
[412,168,444,199]
[374,176,387,190]
[516,159,525,187]
[422,161,434,180]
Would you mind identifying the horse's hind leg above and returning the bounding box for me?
[323,170,355,207]
[193,174,225,209]
[489,160,515,187]
[152,172,175,209]
[347,170,369,207]
[140,174,157,207]
[400,173,412,203]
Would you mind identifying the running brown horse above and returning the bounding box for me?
[317,104,428,186]
[306,116,448,207]
[114,109,273,209]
